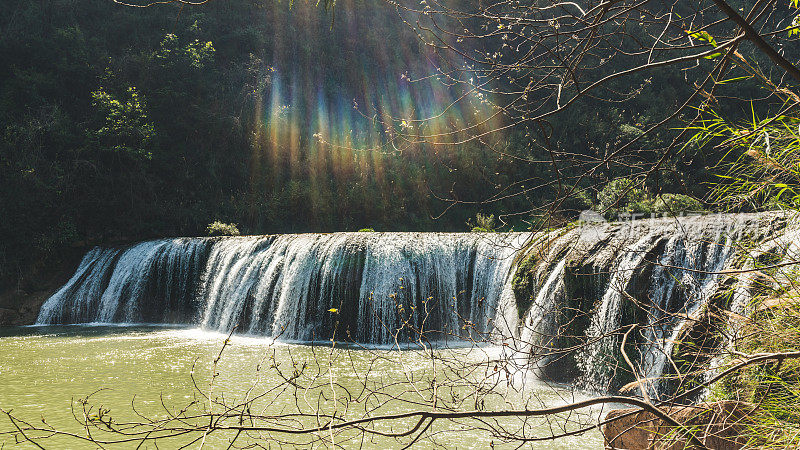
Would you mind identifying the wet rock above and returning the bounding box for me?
[603,401,752,449]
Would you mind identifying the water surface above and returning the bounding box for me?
[0,326,605,448]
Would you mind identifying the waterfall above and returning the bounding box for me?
[515,212,786,395]
[37,247,122,324]
[37,239,211,325]
[37,212,794,392]
[37,233,527,345]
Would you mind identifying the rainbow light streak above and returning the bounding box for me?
[246,0,504,218]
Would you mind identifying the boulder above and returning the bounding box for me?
[603,401,752,449]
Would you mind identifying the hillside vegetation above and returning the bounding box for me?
[0,0,780,289]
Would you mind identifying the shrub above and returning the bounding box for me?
[469,213,497,232]
[357,228,375,232]
[597,178,704,217]
[709,293,800,448]
[652,193,704,213]
[206,221,240,236]
[35,219,80,251]
[597,178,647,215]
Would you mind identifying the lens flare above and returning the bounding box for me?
[245,0,504,224]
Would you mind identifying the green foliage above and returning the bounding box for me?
[206,221,240,236]
[153,34,215,69]
[91,86,154,159]
[597,178,648,215]
[789,1,800,36]
[702,83,800,445]
[710,294,800,448]
[651,193,704,213]
[357,228,375,232]
[571,190,594,211]
[35,219,79,252]
[692,108,800,211]
[685,29,723,59]
[0,0,756,287]
[596,178,704,217]
[598,178,637,212]
[469,213,497,232]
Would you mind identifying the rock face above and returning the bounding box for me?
[603,401,752,449]
[0,249,87,326]
[0,290,55,325]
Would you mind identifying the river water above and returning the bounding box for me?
[0,326,605,448]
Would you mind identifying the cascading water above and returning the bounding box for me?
[578,230,665,392]
[636,225,737,397]
[37,212,792,394]
[37,233,527,345]
[514,212,786,396]
[38,239,211,325]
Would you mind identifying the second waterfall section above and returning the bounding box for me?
[513,213,785,396]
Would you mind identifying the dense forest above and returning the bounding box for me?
[3,1,800,447]
[0,0,771,288]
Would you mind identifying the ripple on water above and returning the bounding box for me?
[0,325,605,449]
